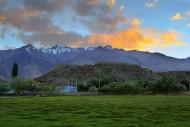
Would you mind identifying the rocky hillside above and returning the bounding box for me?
[35,62,160,85]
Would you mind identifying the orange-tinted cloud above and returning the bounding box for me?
[24,9,41,18]
[88,26,186,50]
[131,17,141,26]
[171,13,184,20]
[88,27,158,50]
[119,6,124,12]
[107,0,116,8]
[161,31,186,46]
[0,15,6,25]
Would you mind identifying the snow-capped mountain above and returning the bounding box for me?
[0,44,190,79]
[40,45,74,54]
[39,45,113,54]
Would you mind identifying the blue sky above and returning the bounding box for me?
[0,0,190,58]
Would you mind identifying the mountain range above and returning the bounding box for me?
[0,44,190,79]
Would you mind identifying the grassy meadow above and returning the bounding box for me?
[0,95,190,127]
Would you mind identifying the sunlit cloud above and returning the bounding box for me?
[161,31,186,46]
[0,0,188,54]
[88,27,158,50]
[187,23,190,27]
[131,17,141,26]
[107,0,116,8]
[88,26,186,50]
[119,6,124,12]
[171,13,185,20]
[145,0,158,8]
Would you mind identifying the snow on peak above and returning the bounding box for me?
[22,44,36,53]
[39,44,114,54]
[40,45,74,54]
[85,47,96,51]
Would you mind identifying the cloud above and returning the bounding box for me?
[88,27,159,50]
[98,15,126,26]
[171,13,185,20]
[145,0,158,8]
[0,1,65,39]
[23,0,67,14]
[0,0,128,48]
[187,23,190,27]
[75,0,127,34]
[0,8,63,33]
[88,26,186,50]
[87,0,102,5]
[119,6,124,12]
[74,0,102,16]
[0,27,10,39]
[161,31,186,46]
[107,0,116,8]
[185,11,190,16]
[0,15,6,25]
[131,17,141,26]
[81,14,126,34]
[17,31,88,47]
[0,0,187,51]
[0,0,7,8]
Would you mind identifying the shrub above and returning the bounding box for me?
[98,85,110,94]
[25,79,40,94]
[39,85,50,93]
[88,86,98,93]
[180,80,189,90]
[0,82,9,94]
[77,82,89,92]
[11,77,26,94]
[169,83,187,92]
[99,81,147,95]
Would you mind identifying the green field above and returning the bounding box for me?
[0,96,190,127]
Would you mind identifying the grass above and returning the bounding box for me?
[0,95,190,127]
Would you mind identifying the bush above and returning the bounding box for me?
[25,79,40,94]
[10,78,49,95]
[99,81,147,95]
[98,85,110,94]
[38,85,50,93]
[152,78,187,93]
[88,86,98,93]
[169,83,187,92]
[11,77,26,94]
[0,82,9,94]
[180,80,189,90]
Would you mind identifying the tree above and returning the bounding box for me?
[180,80,189,90]
[0,82,9,94]
[11,77,25,94]
[12,63,18,78]
[88,86,97,93]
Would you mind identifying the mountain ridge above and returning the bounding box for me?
[0,44,189,79]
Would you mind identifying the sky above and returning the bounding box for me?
[0,0,190,58]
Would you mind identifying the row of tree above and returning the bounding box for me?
[77,76,188,94]
[0,77,64,95]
